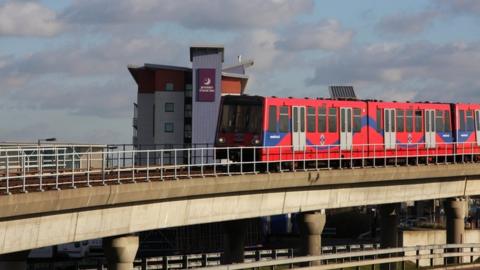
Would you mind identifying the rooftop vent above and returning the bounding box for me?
[329,86,357,100]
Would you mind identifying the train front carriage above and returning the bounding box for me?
[453,103,480,160]
[367,101,454,162]
[215,95,264,161]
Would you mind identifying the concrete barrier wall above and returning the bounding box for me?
[401,230,480,267]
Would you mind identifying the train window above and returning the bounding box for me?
[249,106,262,132]
[279,106,289,132]
[347,109,352,132]
[397,109,405,132]
[444,110,451,132]
[307,107,316,132]
[436,111,444,132]
[328,108,337,132]
[406,110,413,132]
[341,109,345,132]
[415,110,422,132]
[300,107,305,132]
[268,106,277,132]
[459,110,466,131]
[353,108,361,132]
[318,106,326,132]
[376,109,382,131]
[477,111,480,131]
[466,110,474,132]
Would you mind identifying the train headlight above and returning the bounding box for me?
[252,138,261,145]
[218,137,225,144]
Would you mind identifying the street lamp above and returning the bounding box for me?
[37,137,56,146]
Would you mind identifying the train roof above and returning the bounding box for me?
[222,94,479,106]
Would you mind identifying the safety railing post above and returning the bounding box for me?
[253,147,256,174]
[146,151,150,182]
[373,144,376,167]
[117,151,121,184]
[416,144,419,166]
[303,147,306,171]
[328,145,331,169]
[362,144,365,168]
[174,149,177,180]
[5,155,10,195]
[39,149,44,191]
[266,147,270,173]
[132,151,136,183]
[187,149,191,178]
[384,146,387,167]
[101,151,106,185]
[279,146,283,172]
[22,153,27,193]
[55,148,59,190]
[227,148,231,176]
[462,143,465,163]
[71,152,76,189]
[339,147,342,169]
[350,145,353,169]
[315,145,318,170]
[87,152,91,187]
[160,150,164,181]
[240,147,244,174]
[201,148,204,177]
[214,148,217,176]
[122,145,126,167]
[395,145,398,167]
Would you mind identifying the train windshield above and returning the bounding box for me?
[219,104,262,133]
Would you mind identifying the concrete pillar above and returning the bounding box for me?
[299,211,326,261]
[103,235,139,270]
[0,250,29,270]
[380,203,400,270]
[444,198,466,264]
[222,219,248,264]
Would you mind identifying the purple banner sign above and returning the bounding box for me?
[197,69,216,102]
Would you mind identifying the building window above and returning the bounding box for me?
[164,122,174,133]
[165,83,174,91]
[165,102,174,112]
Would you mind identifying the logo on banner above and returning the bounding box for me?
[197,69,216,102]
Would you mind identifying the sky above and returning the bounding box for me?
[1,0,480,144]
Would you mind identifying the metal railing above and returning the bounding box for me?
[196,243,480,270]
[1,142,480,195]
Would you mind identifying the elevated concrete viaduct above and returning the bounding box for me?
[1,164,480,268]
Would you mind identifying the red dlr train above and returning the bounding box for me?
[215,95,480,166]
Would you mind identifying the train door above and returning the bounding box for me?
[425,109,436,148]
[476,110,480,146]
[340,108,353,150]
[384,109,396,149]
[292,106,306,151]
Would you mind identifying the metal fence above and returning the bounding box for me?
[1,142,480,195]
[196,243,480,270]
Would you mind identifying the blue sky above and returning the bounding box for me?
[1,0,480,143]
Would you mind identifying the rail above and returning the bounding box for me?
[1,142,480,195]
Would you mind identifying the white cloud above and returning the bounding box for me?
[62,0,314,31]
[376,11,438,35]
[0,1,63,37]
[276,20,354,51]
[307,41,480,102]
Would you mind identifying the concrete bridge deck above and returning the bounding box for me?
[1,163,480,254]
